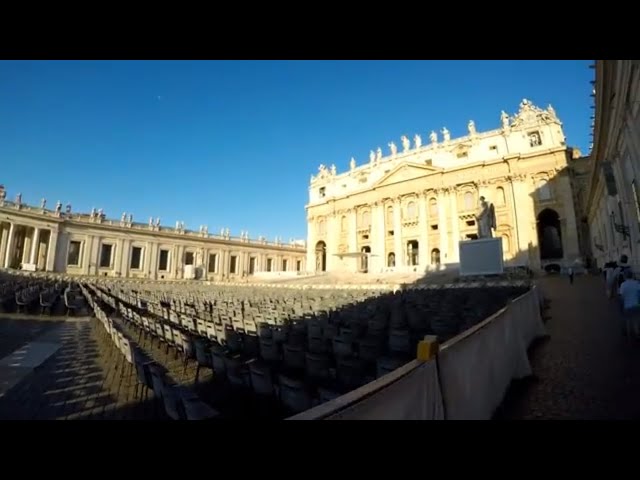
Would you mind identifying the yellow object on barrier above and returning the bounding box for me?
[417,335,439,361]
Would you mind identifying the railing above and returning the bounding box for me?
[289,285,545,420]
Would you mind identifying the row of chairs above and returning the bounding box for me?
[82,284,220,420]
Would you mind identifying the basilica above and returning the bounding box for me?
[306,99,586,274]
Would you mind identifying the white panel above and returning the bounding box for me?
[458,237,504,276]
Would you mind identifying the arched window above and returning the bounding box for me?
[407,201,417,219]
[386,206,393,226]
[537,179,551,201]
[387,252,396,267]
[464,192,474,211]
[496,187,506,206]
[429,198,438,217]
[361,210,371,228]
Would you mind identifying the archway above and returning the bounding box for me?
[388,252,396,267]
[315,241,327,272]
[537,209,563,260]
[361,246,371,273]
[407,240,419,266]
[431,248,441,267]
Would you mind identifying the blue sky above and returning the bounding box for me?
[0,60,593,240]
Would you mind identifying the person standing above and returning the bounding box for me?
[568,266,574,285]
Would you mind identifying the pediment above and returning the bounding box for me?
[374,162,441,188]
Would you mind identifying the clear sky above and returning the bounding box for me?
[0,60,593,240]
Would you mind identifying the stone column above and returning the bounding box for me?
[29,227,40,265]
[114,238,124,276]
[393,197,403,267]
[306,216,316,273]
[372,201,385,273]
[450,188,460,263]
[347,208,358,272]
[438,189,448,267]
[0,224,9,266]
[46,228,59,272]
[418,191,429,269]
[4,223,15,268]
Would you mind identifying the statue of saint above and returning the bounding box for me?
[330,164,337,175]
[414,134,422,149]
[41,198,47,209]
[55,201,62,214]
[122,212,127,223]
[388,142,397,156]
[475,196,496,239]
[350,157,356,170]
[468,120,476,136]
[501,110,510,129]
[442,127,450,142]
[376,147,382,162]
[16,193,22,204]
[401,135,410,152]
[369,150,375,163]
[430,130,437,144]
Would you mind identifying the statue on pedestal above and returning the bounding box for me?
[55,201,62,214]
[468,120,476,136]
[128,214,133,224]
[16,193,22,205]
[41,198,47,209]
[475,196,496,239]
[430,130,438,144]
[388,141,397,156]
[401,135,410,152]
[122,213,127,223]
[350,157,356,171]
[501,110,510,129]
[369,150,375,164]
[65,203,72,214]
[376,147,382,162]
[442,127,450,142]
[414,134,422,149]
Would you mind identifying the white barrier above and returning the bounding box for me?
[289,286,545,421]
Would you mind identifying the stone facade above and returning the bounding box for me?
[306,100,583,274]
[0,190,306,280]
[585,60,640,270]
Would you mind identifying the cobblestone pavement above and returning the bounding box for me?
[497,274,640,420]
[0,316,164,420]
[0,314,64,359]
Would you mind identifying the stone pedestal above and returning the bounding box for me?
[459,237,504,276]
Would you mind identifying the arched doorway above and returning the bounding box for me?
[388,252,396,267]
[537,209,563,260]
[407,240,419,266]
[315,241,327,272]
[431,248,441,268]
[361,246,371,273]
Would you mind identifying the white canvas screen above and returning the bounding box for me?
[458,238,504,276]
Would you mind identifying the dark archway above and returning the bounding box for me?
[387,252,395,267]
[431,248,441,267]
[407,240,419,266]
[537,209,563,260]
[361,246,371,273]
[315,241,327,272]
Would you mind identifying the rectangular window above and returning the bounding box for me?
[99,244,113,268]
[158,249,169,271]
[130,246,143,270]
[282,259,288,271]
[208,253,218,273]
[184,251,194,265]
[296,260,301,272]
[67,241,82,266]
[319,187,326,197]
[267,258,273,272]
[229,255,238,274]
[249,257,256,274]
